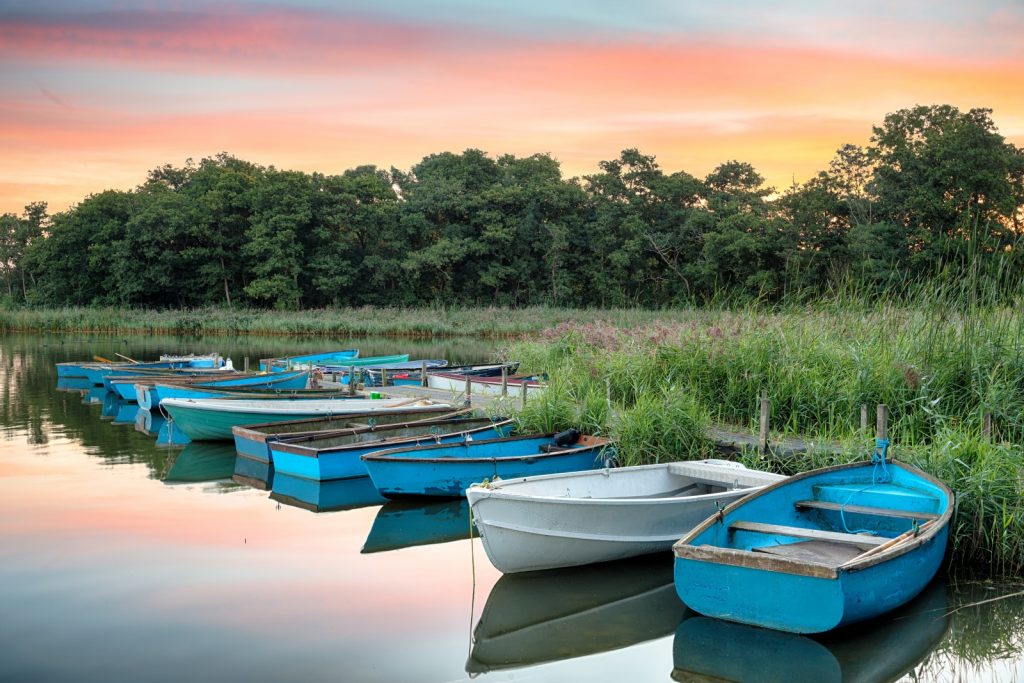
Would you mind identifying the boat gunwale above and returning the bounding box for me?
[671,458,954,576]
[360,433,612,464]
[467,461,780,507]
[272,418,516,459]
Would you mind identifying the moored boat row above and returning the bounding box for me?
[55,348,953,639]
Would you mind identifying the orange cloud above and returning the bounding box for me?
[1,12,1022,213]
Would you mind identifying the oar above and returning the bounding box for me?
[93,355,114,363]
[841,521,933,567]
[115,353,140,363]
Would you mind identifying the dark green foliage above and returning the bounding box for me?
[9,104,1023,309]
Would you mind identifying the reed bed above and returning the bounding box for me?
[0,305,718,338]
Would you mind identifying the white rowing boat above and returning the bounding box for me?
[466,459,784,573]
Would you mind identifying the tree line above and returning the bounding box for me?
[2,104,1022,310]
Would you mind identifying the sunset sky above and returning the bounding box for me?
[1,0,1022,214]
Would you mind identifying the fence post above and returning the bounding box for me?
[348,365,356,396]
[521,380,529,410]
[381,369,389,387]
[860,404,868,432]
[464,375,472,407]
[876,404,889,441]
[501,366,508,397]
[758,389,770,456]
[420,361,428,388]
[983,412,992,441]
[243,356,249,372]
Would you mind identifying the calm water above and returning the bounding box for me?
[1,333,1023,682]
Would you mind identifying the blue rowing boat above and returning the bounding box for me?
[672,447,952,634]
[362,431,613,498]
[136,369,311,409]
[259,349,359,372]
[269,417,514,481]
[230,408,460,463]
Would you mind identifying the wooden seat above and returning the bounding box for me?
[729,521,886,547]
[795,499,939,521]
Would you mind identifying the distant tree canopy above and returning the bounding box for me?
[3,105,1022,309]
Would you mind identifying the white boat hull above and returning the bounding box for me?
[467,460,784,574]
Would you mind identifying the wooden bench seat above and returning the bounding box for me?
[729,521,886,547]
[795,499,939,521]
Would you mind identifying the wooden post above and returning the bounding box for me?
[464,375,472,407]
[521,380,529,409]
[876,404,888,441]
[860,404,868,432]
[420,361,428,388]
[348,365,356,396]
[500,366,508,397]
[243,356,249,372]
[983,412,992,441]
[758,389,770,456]
[381,368,389,387]
[606,376,612,409]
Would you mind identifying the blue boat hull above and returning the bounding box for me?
[362,434,612,498]
[672,459,952,633]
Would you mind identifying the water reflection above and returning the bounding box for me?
[361,499,472,554]
[233,454,275,490]
[112,401,140,425]
[467,555,688,674]
[672,580,950,683]
[164,442,238,484]
[134,409,191,446]
[269,473,386,512]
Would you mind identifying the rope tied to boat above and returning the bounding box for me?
[872,437,892,483]
[838,437,893,536]
[715,500,726,524]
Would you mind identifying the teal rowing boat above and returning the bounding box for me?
[161,397,451,441]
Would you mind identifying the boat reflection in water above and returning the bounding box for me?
[112,401,140,425]
[671,579,950,683]
[134,408,191,446]
[56,377,94,392]
[361,499,472,554]
[163,442,237,484]
[233,454,275,491]
[269,473,385,513]
[467,555,688,674]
